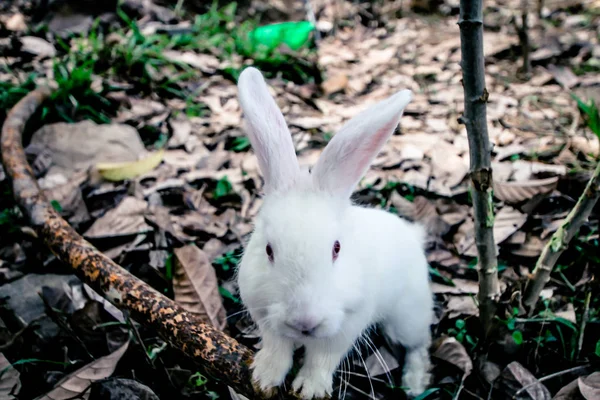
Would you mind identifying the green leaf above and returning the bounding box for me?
[596,340,600,357]
[572,93,600,139]
[413,388,440,400]
[147,342,168,360]
[50,200,63,212]
[507,319,515,330]
[512,330,524,345]
[219,286,240,304]
[455,319,466,330]
[189,372,208,387]
[164,253,173,280]
[231,137,251,152]
[0,358,71,380]
[213,176,233,199]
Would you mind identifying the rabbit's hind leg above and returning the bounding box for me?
[381,312,432,397]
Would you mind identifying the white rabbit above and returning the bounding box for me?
[235,67,434,399]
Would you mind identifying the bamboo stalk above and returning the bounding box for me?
[458,0,501,339]
[523,162,600,313]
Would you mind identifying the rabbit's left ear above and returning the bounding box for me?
[311,89,412,199]
[237,67,300,194]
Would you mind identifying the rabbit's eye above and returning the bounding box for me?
[332,240,341,261]
[266,243,274,262]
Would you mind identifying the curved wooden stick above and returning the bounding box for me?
[0,90,257,397]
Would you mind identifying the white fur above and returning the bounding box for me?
[236,67,434,399]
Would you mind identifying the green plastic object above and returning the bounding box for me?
[248,21,315,52]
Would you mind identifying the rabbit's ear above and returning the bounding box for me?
[312,89,412,198]
[238,67,300,193]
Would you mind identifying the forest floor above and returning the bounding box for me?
[1,0,600,399]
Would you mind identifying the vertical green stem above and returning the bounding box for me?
[458,0,501,340]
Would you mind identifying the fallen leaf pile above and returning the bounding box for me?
[0,0,599,399]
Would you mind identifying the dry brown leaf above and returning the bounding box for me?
[363,345,399,377]
[228,387,250,400]
[431,279,479,295]
[173,244,226,330]
[162,50,220,74]
[426,249,463,268]
[512,235,546,258]
[5,13,26,31]
[570,136,600,158]
[321,73,349,95]
[96,149,164,182]
[578,372,600,400]
[168,117,192,148]
[84,197,152,238]
[552,377,582,400]
[460,206,527,257]
[42,170,90,224]
[27,121,147,180]
[432,336,473,377]
[447,296,478,318]
[554,303,576,324]
[547,65,579,89]
[497,361,551,400]
[19,36,56,58]
[0,352,20,399]
[34,341,129,400]
[390,191,416,219]
[494,177,559,204]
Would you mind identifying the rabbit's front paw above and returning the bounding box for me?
[292,367,333,399]
[251,348,292,397]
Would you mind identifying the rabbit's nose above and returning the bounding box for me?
[286,317,322,336]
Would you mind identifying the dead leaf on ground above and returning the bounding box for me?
[27,121,147,180]
[447,296,479,318]
[162,50,220,74]
[168,117,192,149]
[363,345,399,377]
[432,336,473,377]
[34,341,129,400]
[5,13,26,31]
[547,65,579,89]
[570,136,600,158]
[228,387,250,400]
[116,98,167,123]
[512,235,546,258]
[18,36,56,58]
[0,352,21,399]
[96,149,165,182]
[459,206,527,257]
[431,279,479,295]
[321,73,349,95]
[578,372,600,400]
[496,361,551,400]
[42,170,90,224]
[173,244,227,330]
[554,303,577,324]
[84,197,152,238]
[494,176,560,204]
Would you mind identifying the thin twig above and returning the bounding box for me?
[512,364,591,398]
[0,316,44,352]
[458,0,501,340]
[577,291,592,359]
[523,160,600,313]
[512,0,531,78]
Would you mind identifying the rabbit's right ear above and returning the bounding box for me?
[311,89,412,199]
[237,67,300,193]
